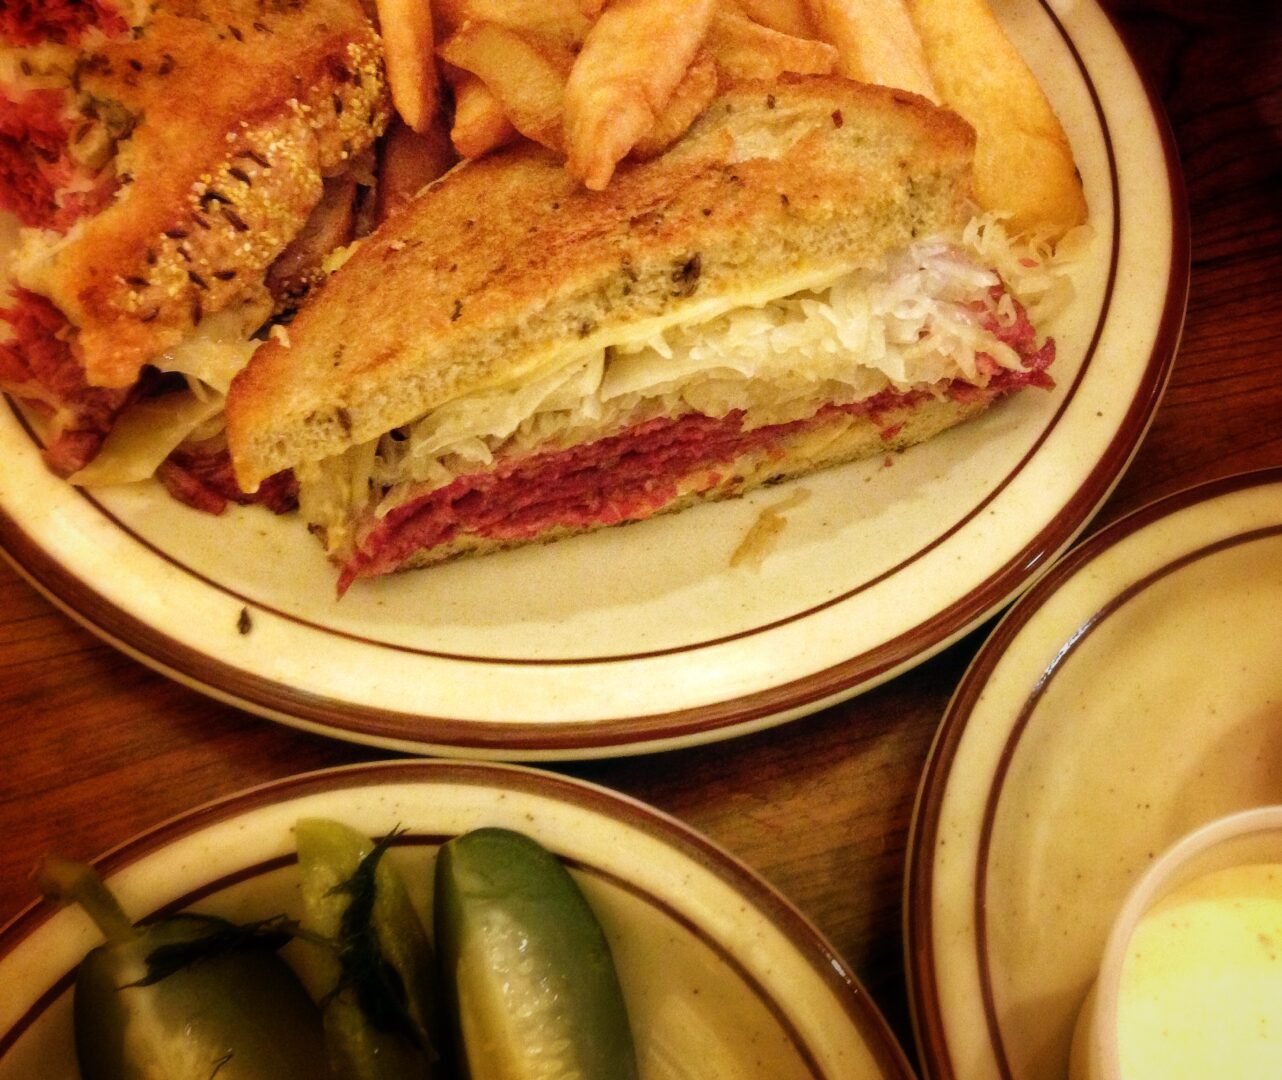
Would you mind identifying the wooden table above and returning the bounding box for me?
[1,0,1279,1070]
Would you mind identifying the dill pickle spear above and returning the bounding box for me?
[433,827,639,1080]
[295,818,442,1080]
[35,855,327,1080]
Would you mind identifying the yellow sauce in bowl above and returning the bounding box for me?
[1116,863,1282,1079]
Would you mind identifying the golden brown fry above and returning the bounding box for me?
[564,0,718,190]
[377,0,441,133]
[907,0,1086,237]
[577,0,606,16]
[722,0,814,38]
[445,69,518,158]
[431,0,591,49]
[706,7,836,81]
[439,22,574,152]
[804,0,937,100]
[630,51,719,160]
[376,115,458,222]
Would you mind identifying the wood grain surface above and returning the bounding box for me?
[1,0,1279,1071]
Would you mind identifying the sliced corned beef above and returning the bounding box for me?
[336,311,1056,590]
[0,0,128,47]
[337,388,936,591]
[0,288,134,473]
[0,89,119,230]
[158,439,298,516]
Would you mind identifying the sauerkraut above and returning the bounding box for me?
[50,299,270,486]
[299,217,1076,542]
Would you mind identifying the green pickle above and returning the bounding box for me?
[35,854,328,1080]
[294,818,442,1079]
[434,827,640,1080]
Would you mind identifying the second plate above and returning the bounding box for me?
[907,468,1282,1079]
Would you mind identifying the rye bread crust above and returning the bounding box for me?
[226,75,976,491]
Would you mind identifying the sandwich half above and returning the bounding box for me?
[0,0,390,510]
[226,75,1065,591]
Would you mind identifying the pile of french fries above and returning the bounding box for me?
[372,0,1087,237]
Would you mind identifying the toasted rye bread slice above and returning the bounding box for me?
[12,0,389,390]
[227,75,976,492]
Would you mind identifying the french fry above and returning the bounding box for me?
[376,115,459,222]
[431,0,592,49]
[706,7,837,81]
[439,21,574,152]
[631,52,719,161]
[564,0,718,190]
[907,0,1087,237]
[446,69,518,158]
[721,0,815,39]
[804,0,937,101]
[376,0,441,133]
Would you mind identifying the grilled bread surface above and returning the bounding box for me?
[12,0,389,389]
[227,75,976,492]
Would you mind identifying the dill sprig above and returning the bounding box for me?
[130,914,304,987]
[326,827,426,1048]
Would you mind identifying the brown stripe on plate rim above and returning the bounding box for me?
[0,760,915,1078]
[904,467,1282,1079]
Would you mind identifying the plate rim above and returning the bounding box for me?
[0,0,1189,758]
[903,465,1282,1080]
[0,758,916,1079]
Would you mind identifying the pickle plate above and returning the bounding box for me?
[0,759,914,1080]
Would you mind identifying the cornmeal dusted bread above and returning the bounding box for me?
[8,0,391,389]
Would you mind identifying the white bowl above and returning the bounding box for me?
[1069,806,1282,1080]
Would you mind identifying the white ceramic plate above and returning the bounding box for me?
[0,0,1186,757]
[0,760,913,1079]
[905,468,1282,1079]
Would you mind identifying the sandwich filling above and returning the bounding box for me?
[0,0,146,48]
[0,283,297,509]
[296,218,1072,589]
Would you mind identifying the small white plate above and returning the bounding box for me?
[906,468,1282,1079]
[0,0,1186,757]
[0,759,913,1079]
